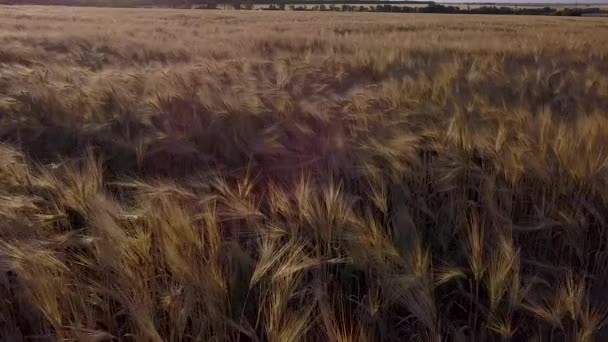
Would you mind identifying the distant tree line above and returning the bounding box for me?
[347,4,604,16]
[272,3,604,16]
[4,0,607,17]
[201,2,605,16]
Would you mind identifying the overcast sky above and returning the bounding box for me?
[438,0,608,3]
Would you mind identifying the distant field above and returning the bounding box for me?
[1,6,608,341]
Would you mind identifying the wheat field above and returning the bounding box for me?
[1,5,608,341]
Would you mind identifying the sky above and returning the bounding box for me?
[437,0,608,3]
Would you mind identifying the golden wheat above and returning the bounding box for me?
[1,5,608,341]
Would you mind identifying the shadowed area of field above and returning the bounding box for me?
[1,6,608,341]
